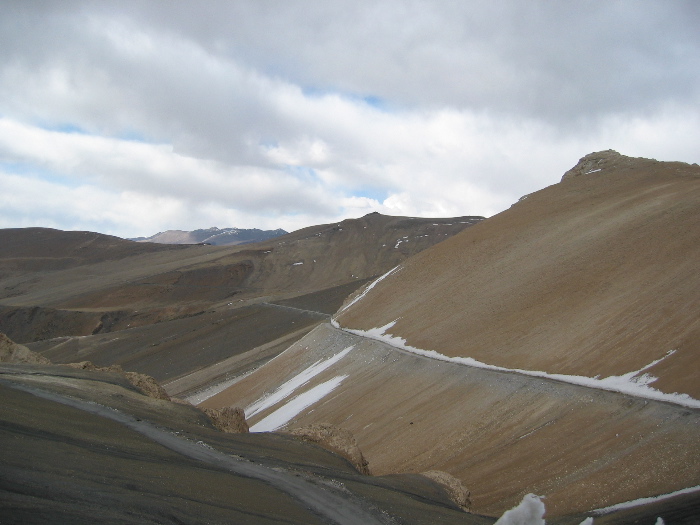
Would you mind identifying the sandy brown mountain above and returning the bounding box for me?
[335,150,700,397]
[203,151,700,519]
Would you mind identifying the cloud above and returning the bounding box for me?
[0,1,698,237]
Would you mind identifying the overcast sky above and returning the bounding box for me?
[1,1,698,237]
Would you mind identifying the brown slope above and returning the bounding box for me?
[0,227,183,269]
[335,151,700,398]
[240,212,483,296]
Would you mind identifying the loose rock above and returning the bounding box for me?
[0,332,51,364]
[202,406,249,433]
[289,423,370,474]
[420,470,471,512]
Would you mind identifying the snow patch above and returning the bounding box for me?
[186,370,255,405]
[591,485,700,515]
[250,375,348,432]
[494,494,545,525]
[336,266,402,314]
[245,346,353,419]
[394,236,409,248]
[339,322,699,409]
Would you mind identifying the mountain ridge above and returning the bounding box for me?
[130,226,288,245]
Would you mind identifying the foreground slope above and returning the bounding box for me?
[0,363,489,524]
[204,323,700,518]
[204,151,700,518]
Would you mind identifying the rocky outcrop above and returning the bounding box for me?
[63,361,171,401]
[560,149,623,181]
[288,423,370,474]
[123,371,171,401]
[0,337,172,403]
[558,149,681,182]
[0,332,51,364]
[64,360,124,373]
[421,470,471,512]
[202,406,249,433]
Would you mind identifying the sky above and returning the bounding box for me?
[1,1,698,238]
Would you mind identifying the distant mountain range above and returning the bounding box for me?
[130,227,288,245]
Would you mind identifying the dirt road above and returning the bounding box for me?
[1,378,392,525]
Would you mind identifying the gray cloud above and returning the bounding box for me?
[114,1,700,118]
[0,1,698,237]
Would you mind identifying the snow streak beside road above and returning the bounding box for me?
[330,320,700,409]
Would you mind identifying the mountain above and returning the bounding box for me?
[131,226,288,245]
[0,227,183,271]
[0,213,481,391]
[337,150,699,398]
[201,151,700,519]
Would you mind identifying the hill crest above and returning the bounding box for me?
[131,226,288,246]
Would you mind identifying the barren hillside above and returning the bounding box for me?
[337,150,700,399]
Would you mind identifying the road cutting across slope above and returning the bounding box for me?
[331,319,700,409]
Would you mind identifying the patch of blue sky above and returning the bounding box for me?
[259,138,279,149]
[300,85,392,113]
[300,85,334,99]
[116,128,154,143]
[351,186,387,202]
[0,161,80,188]
[33,118,154,143]
[360,95,391,111]
[36,120,91,135]
[283,164,320,182]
